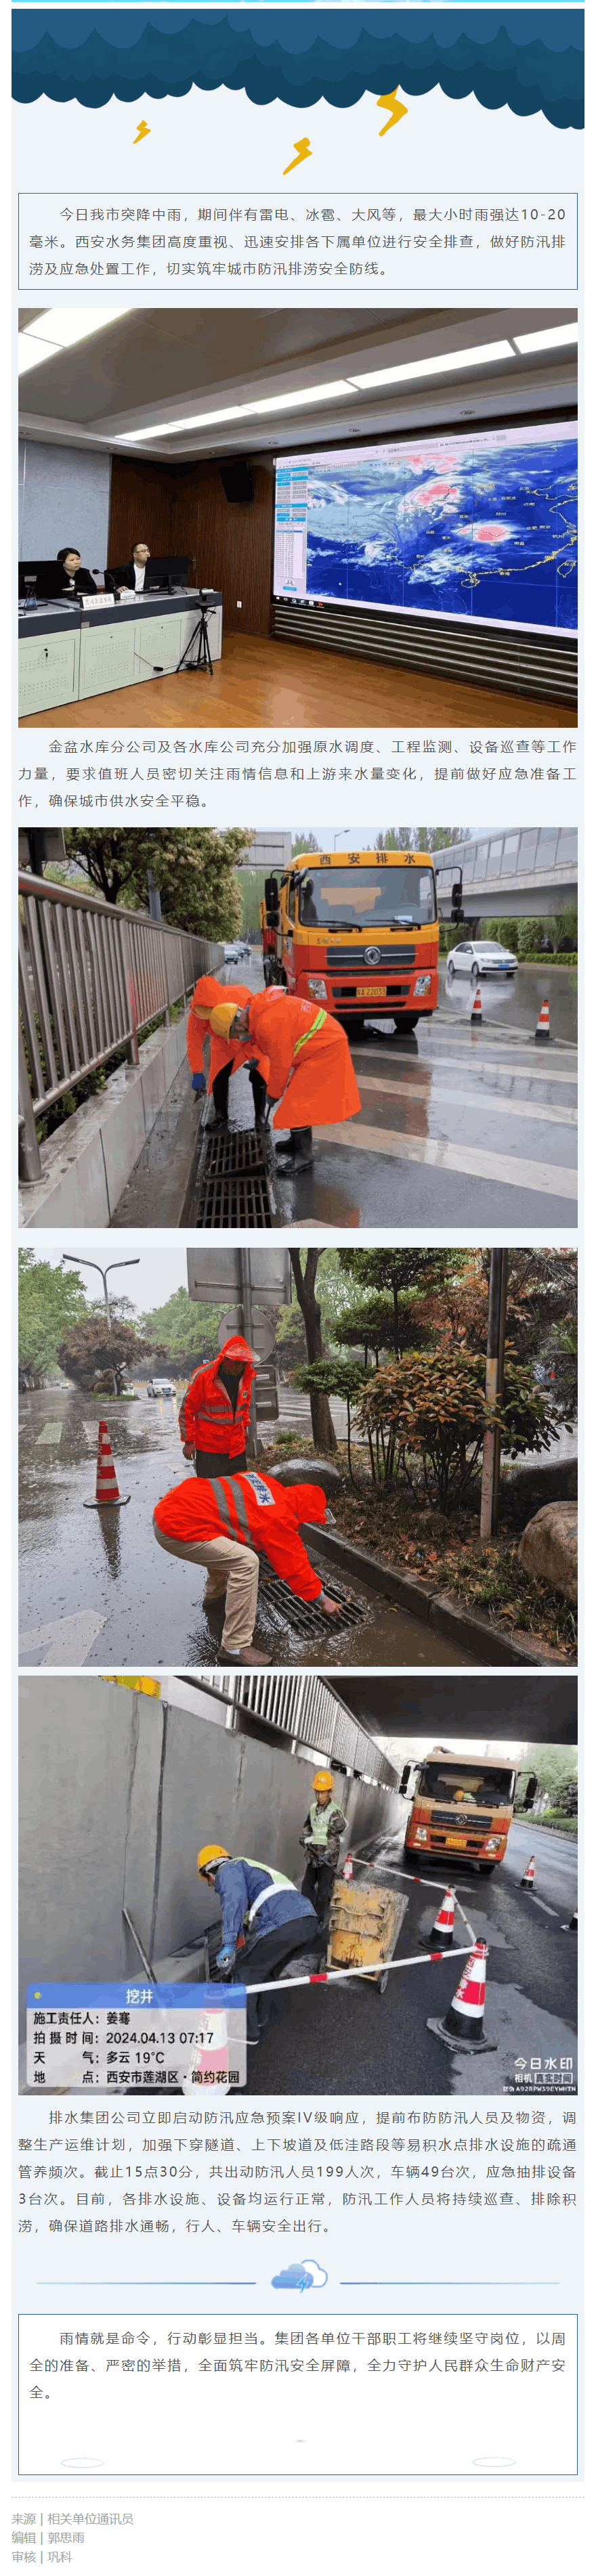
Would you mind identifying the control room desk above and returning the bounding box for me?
[18,589,224,717]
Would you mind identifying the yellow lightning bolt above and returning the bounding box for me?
[133,120,150,144]
[377,90,408,135]
[282,137,312,175]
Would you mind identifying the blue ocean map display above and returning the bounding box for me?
[295,427,577,634]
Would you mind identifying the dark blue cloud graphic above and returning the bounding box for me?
[12,12,584,130]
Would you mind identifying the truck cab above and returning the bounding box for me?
[261,850,439,1034]
[401,1745,518,1871]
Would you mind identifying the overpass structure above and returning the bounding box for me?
[434,826,577,923]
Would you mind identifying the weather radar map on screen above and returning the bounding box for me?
[273,422,577,634]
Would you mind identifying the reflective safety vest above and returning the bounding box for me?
[178,1351,255,1457]
[234,1859,296,1928]
[307,1798,346,1851]
[293,1006,326,1055]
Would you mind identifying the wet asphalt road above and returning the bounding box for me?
[18,1389,471,1672]
[244,1820,578,2096]
[110,952,577,1229]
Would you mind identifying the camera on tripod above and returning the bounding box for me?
[177,594,214,678]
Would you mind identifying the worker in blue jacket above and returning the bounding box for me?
[198,1844,318,2036]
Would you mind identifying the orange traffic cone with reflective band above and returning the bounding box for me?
[520,1855,536,1888]
[535,999,550,1043]
[84,1419,130,1510]
[561,1906,578,1934]
[427,1938,497,2054]
[470,984,482,1024]
[430,1886,455,1945]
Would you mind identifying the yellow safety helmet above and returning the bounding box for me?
[312,1770,334,1793]
[209,1002,240,1040]
[198,1843,230,1876]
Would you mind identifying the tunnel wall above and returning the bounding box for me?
[18,1678,401,2020]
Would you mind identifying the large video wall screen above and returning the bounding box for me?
[273,422,577,636]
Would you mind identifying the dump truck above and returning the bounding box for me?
[260,848,439,1034]
[401,1744,518,1872]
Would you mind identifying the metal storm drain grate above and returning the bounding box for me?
[193,1125,274,1228]
[258,1569,365,1639]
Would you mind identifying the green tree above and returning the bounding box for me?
[291,833,320,856]
[289,1251,338,1454]
[140,1286,226,1366]
[240,871,267,936]
[540,904,578,955]
[57,1318,149,1397]
[335,1248,461,1357]
[18,1250,87,1383]
[486,1250,577,1424]
[357,1349,561,1505]
[61,828,249,938]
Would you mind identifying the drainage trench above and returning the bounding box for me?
[188,1125,276,1227]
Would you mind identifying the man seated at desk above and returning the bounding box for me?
[55,548,97,598]
[106,540,151,600]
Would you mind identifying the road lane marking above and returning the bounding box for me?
[35,1422,62,1445]
[357,1075,577,1129]
[18,1611,107,1666]
[529,1894,560,1916]
[317,1121,578,1200]
[355,1045,578,1085]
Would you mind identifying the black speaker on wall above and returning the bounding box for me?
[219,461,254,505]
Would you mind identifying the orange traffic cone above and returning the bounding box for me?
[343,1852,354,1881]
[430,1886,455,1945]
[427,1939,497,2055]
[470,984,482,1024]
[561,1906,578,1934]
[520,1855,536,1888]
[535,999,550,1043]
[84,1419,130,1510]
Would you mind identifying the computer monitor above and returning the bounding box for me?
[18,560,80,603]
[142,555,190,592]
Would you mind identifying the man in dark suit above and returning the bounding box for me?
[105,541,151,598]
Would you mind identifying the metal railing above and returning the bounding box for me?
[18,869,224,1182]
[194,1669,398,1788]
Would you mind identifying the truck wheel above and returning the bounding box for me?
[393,1016,419,1034]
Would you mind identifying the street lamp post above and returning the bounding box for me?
[62,1255,140,1399]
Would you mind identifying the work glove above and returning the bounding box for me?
[192,1072,206,1094]
[216,1947,236,1973]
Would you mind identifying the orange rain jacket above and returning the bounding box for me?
[246,990,361,1131]
[153,1470,328,1602]
[186,974,270,1093]
[178,1337,257,1460]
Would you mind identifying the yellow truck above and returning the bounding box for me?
[402,1745,518,1872]
[260,847,439,1036]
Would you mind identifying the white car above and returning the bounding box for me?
[147,1378,175,1398]
[447,939,518,981]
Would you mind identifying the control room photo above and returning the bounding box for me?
[18,303,577,729]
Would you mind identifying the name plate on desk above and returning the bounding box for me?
[80,594,113,613]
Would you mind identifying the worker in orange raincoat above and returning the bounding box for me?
[209,990,361,1169]
[152,1467,341,1665]
[178,1334,257,1479]
[186,973,268,1129]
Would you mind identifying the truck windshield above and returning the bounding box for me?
[417,1764,516,1808]
[297,866,437,930]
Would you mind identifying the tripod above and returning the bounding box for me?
[177,598,213,678]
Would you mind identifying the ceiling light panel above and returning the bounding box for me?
[351,340,514,390]
[512,324,578,353]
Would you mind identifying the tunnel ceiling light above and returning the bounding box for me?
[18,305,137,374]
[512,322,578,353]
[121,378,356,442]
[350,339,514,389]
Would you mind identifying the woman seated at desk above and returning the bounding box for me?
[106,541,151,599]
[55,548,97,597]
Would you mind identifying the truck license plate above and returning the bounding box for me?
[446,1834,467,1849]
[356,984,386,999]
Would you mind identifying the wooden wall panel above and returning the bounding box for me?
[108,454,274,633]
[108,458,178,569]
